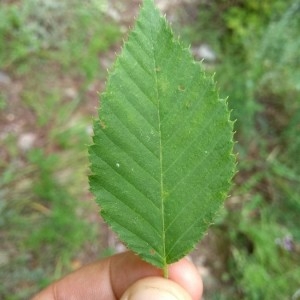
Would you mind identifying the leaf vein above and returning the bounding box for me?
[164,103,224,173]
[168,128,229,194]
[162,84,211,146]
[93,154,159,208]
[165,159,232,259]
[99,184,162,243]
[104,106,160,160]
[118,58,157,109]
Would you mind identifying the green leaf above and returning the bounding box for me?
[89,0,235,273]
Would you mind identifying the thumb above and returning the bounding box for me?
[120,277,193,300]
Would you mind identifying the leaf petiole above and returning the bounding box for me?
[163,263,169,279]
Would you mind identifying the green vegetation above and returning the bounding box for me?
[1,0,299,299]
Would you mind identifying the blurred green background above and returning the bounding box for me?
[0,0,299,299]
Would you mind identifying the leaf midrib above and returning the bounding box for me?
[147,11,167,272]
[156,53,167,273]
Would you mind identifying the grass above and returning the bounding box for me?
[1,0,300,299]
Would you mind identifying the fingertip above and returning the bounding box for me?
[168,258,203,300]
[120,277,192,300]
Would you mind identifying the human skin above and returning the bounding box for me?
[32,251,203,300]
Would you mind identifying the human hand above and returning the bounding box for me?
[32,251,202,300]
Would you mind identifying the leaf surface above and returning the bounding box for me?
[89,0,235,271]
